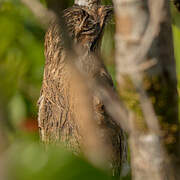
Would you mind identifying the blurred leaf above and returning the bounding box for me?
[171,4,180,124]
[8,141,112,180]
[0,1,45,128]
[8,93,27,127]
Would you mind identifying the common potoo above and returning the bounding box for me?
[38,4,126,176]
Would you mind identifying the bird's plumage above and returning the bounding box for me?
[38,4,126,176]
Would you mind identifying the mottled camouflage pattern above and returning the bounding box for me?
[38,4,126,176]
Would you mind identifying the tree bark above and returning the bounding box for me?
[114,0,179,160]
[113,0,179,179]
[146,2,179,158]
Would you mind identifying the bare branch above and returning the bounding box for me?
[113,0,162,133]
[135,0,165,64]
[132,74,160,133]
[21,0,56,29]
[112,0,176,179]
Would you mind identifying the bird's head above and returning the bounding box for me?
[64,5,113,53]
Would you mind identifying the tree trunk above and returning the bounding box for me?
[146,2,179,158]
[114,0,179,160]
[113,0,179,179]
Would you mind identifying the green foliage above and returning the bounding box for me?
[8,140,112,180]
[0,0,45,128]
[172,5,180,124]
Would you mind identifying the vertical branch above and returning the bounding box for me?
[113,0,159,131]
[113,0,176,179]
[21,0,55,28]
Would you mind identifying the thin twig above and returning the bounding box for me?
[21,0,56,29]
[135,0,164,64]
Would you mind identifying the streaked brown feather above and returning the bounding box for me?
[38,4,126,176]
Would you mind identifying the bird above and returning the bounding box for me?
[38,3,126,176]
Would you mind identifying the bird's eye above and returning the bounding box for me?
[81,16,97,33]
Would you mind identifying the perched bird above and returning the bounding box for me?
[38,3,126,176]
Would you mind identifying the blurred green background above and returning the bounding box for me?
[0,0,115,137]
[0,0,179,179]
[0,0,117,180]
[172,3,180,124]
